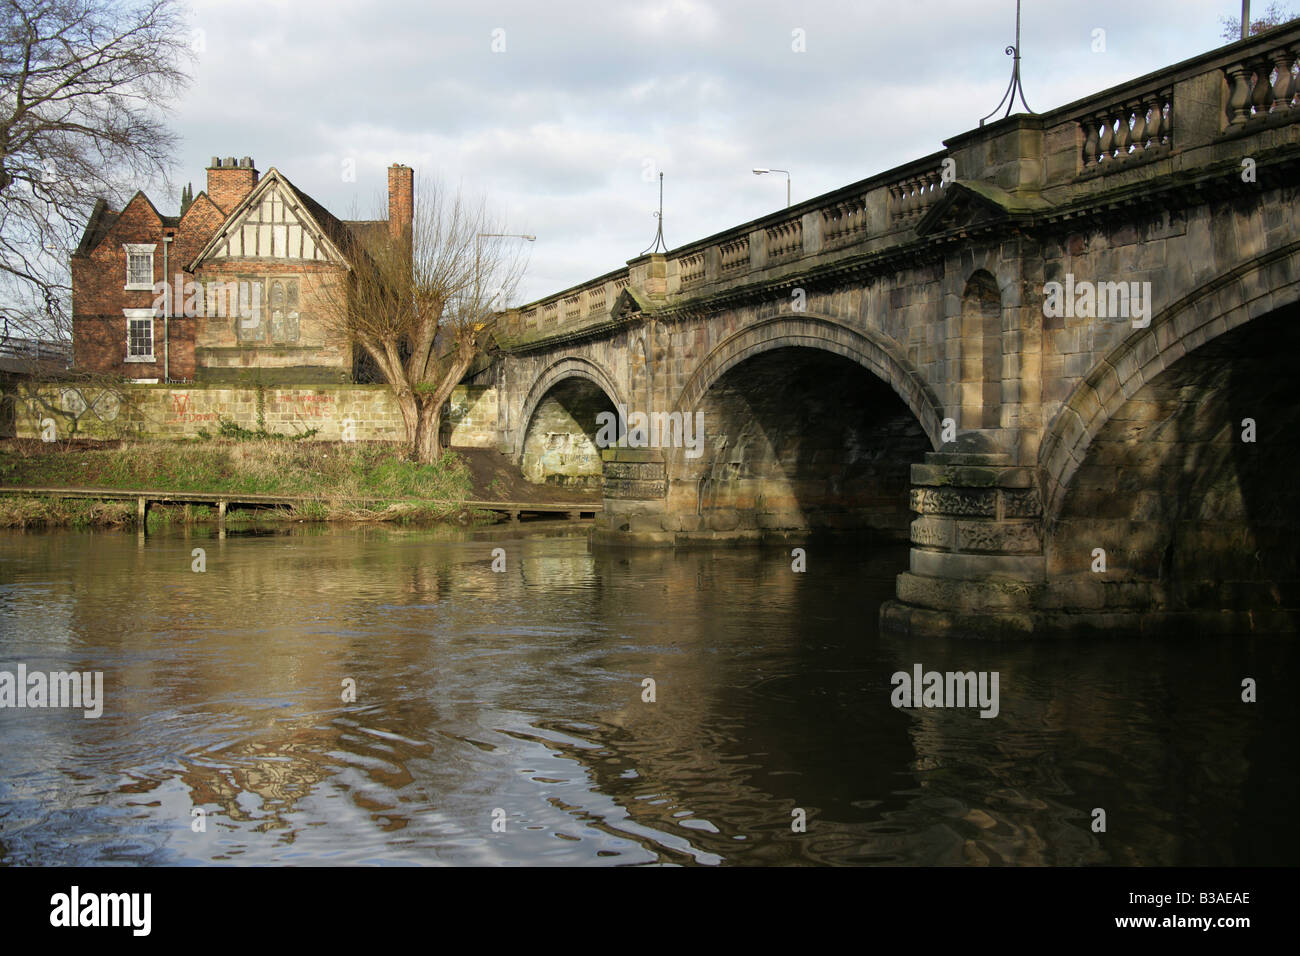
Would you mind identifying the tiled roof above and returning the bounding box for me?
[73,200,119,257]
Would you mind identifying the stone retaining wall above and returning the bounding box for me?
[6,383,499,447]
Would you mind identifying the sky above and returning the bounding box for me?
[158,0,1249,305]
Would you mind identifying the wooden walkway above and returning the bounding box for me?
[0,486,601,523]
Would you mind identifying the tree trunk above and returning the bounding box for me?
[413,395,443,464]
[395,389,419,451]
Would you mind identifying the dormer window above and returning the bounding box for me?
[124,243,156,290]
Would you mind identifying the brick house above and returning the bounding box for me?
[71,157,413,384]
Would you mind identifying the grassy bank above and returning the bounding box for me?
[0,439,484,529]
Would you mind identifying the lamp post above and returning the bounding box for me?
[752,168,790,208]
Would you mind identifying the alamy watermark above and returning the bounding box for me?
[50,886,150,936]
[0,665,103,718]
[1042,273,1152,328]
[595,406,705,458]
[152,275,262,327]
[890,664,999,718]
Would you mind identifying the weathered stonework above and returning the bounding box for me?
[12,383,496,447]
[480,20,1300,632]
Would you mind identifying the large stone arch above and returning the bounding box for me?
[1038,240,1300,525]
[671,313,944,446]
[649,312,941,539]
[514,356,626,461]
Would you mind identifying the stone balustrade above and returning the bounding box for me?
[888,165,946,224]
[719,237,749,274]
[765,219,802,260]
[679,252,706,286]
[495,20,1300,349]
[498,267,634,344]
[1225,44,1298,125]
[1080,89,1173,169]
[563,293,582,321]
[821,196,868,244]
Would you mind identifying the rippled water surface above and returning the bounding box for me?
[0,524,1295,866]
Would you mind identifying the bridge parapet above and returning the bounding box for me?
[660,149,950,299]
[499,264,633,348]
[1027,20,1300,200]
[1228,40,1299,123]
[1077,86,1174,172]
[496,20,1300,359]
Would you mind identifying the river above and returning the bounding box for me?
[0,524,1294,865]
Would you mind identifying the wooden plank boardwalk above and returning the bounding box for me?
[0,486,601,523]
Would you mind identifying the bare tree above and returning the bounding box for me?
[327,176,527,464]
[0,0,192,343]
[1221,2,1299,40]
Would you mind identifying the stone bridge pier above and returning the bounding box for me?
[473,24,1300,637]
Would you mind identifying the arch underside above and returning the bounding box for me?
[1042,241,1300,522]
[518,377,615,489]
[675,315,944,446]
[1046,300,1300,620]
[663,343,932,538]
[512,356,624,470]
[514,315,940,532]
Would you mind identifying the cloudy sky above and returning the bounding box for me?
[163,0,1248,304]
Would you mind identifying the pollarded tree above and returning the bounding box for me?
[0,0,192,341]
[329,176,527,464]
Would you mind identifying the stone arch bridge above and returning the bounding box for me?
[469,27,1300,637]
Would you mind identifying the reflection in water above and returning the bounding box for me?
[0,525,1294,865]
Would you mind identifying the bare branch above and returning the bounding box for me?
[320,173,529,462]
[0,0,194,339]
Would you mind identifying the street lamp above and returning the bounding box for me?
[752,168,790,208]
[477,233,537,244]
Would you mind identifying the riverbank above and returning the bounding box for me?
[0,439,482,528]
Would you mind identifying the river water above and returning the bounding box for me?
[0,524,1294,866]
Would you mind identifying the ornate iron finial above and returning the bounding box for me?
[980,0,1035,126]
[641,171,668,255]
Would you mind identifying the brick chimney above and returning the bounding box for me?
[388,164,414,241]
[207,156,259,214]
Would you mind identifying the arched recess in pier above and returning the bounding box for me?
[516,357,623,489]
[663,314,941,536]
[1039,245,1300,621]
[959,270,1003,432]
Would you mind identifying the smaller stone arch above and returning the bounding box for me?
[1038,239,1300,524]
[514,356,626,461]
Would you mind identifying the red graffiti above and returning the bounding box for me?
[285,392,336,419]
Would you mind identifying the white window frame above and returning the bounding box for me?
[124,243,157,291]
[124,308,156,362]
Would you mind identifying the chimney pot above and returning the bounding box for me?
[208,156,260,214]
